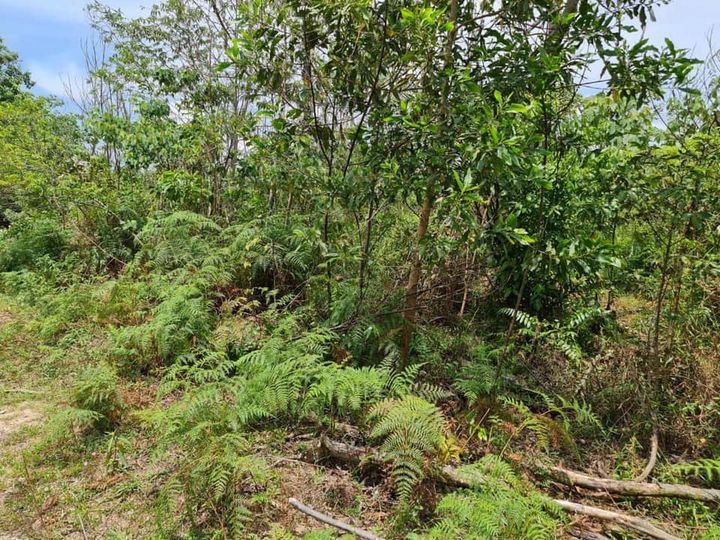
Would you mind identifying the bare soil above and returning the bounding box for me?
[0,403,43,445]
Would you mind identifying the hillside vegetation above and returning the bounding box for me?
[1,1,720,538]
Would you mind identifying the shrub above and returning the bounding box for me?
[0,216,69,272]
[70,363,123,429]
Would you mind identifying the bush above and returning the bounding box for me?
[70,363,123,429]
[0,216,69,272]
[37,364,124,456]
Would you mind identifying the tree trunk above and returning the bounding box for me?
[652,230,674,356]
[357,199,375,308]
[400,189,433,365]
[399,0,458,366]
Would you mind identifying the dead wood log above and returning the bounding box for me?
[440,464,490,488]
[320,436,487,487]
[318,436,682,540]
[319,434,379,466]
[553,500,681,540]
[547,464,720,503]
[288,497,384,540]
[321,436,720,504]
[320,435,488,489]
[568,528,612,540]
[447,462,677,540]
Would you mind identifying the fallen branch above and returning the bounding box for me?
[441,464,491,488]
[447,461,678,540]
[634,428,659,482]
[568,528,612,540]
[319,434,376,466]
[320,436,486,489]
[288,497,384,540]
[448,464,676,540]
[547,464,720,503]
[553,499,681,540]
[318,437,681,540]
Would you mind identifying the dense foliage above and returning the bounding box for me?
[2,1,720,538]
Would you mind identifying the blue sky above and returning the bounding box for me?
[1,0,719,102]
[0,0,148,99]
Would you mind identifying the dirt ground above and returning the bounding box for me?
[0,403,43,444]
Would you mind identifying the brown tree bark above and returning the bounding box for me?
[552,500,681,540]
[547,464,720,503]
[288,498,384,540]
[400,190,434,364]
[399,0,459,366]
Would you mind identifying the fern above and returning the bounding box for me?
[32,363,124,455]
[70,363,123,429]
[369,396,446,501]
[159,432,272,537]
[499,306,606,364]
[502,395,553,451]
[498,307,536,330]
[137,211,222,271]
[499,391,602,456]
[148,321,338,445]
[454,374,494,404]
[671,458,720,486]
[0,216,69,272]
[305,365,389,420]
[41,408,104,445]
[152,284,214,360]
[539,393,602,435]
[566,306,604,330]
[414,455,566,539]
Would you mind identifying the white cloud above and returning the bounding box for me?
[0,0,147,23]
[28,60,83,98]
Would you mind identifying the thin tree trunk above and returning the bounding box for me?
[606,212,618,310]
[459,248,475,317]
[400,190,434,364]
[399,0,458,366]
[652,230,674,356]
[357,199,375,307]
[667,261,684,353]
[324,199,333,308]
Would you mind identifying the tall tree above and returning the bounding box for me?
[0,38,33,102]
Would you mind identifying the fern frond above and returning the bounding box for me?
[672,458,720,485]
[424,456,566,539]
[498,307,536,329]
[369,396,446,501]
